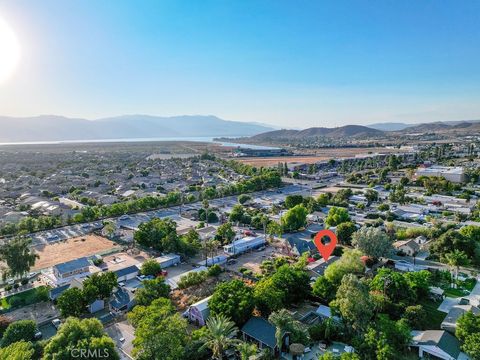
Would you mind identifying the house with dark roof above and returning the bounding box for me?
[286,237,317,256]
[109,287,135,312]
[411,330,470,360]
[241,317,290,356]
[113,265,140,283]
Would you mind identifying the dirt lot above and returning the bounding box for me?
[236,147,410,167]
[32,234,121,270]
[6,301,59,323]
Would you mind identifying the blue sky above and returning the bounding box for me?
[1,0,480,128]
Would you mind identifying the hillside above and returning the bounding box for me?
[250,125,384,141]
[0,115,273,142]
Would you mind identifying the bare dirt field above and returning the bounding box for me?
[32,234,121,270]
[236,147,410,167]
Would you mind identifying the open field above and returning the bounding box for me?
[32,234,120,270]
[236,147,412,167]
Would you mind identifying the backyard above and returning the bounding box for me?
[0,286,50,312]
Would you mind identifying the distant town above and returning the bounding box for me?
[0,134,479,360]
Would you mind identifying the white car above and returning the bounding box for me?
[52,319,62,329]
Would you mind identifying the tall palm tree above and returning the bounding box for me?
[201,314,239,360]
[236,341,258,360]
[202,199,210,226]
[444,250,469,286]
[268,309,292,355]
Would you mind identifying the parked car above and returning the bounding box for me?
[52,319,62,329]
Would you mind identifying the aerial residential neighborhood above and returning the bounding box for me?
[0,139,480,360]
[1,1,480,359]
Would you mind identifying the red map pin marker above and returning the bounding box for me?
[313,229,338,261]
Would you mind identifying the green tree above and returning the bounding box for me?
[324,249,364,286]
[253,277,285,316]
[129,298,189,360]
[83,271,117,299]
[57,288,85,317]
[0,237,38,279]
[1,320,36,347]
[325,207,350,227]
[216,222,236,245]
[43,317,119,360]
[364,189,379,205]
[456,310,480,343]
[209,280,254,326]
[285,195,304,209]
[0,340,35,360]
[462,333,480,360]
[330,274,373,334]
[351,226,392,259]
[429,230,476,262]
[336,221,356,245]
[141,259,162,276]
[370,268,415,305]
[201,315,239,360]
[444,249,469,282]
[238,194,251,205]
[237,342,258,360]
[134,218,179,252]
[281,204,308,232]
[134,277,171,306]
[312,276,335,302]
[268,309,294,351]
[229,205,246,224]
[402,305,428,329]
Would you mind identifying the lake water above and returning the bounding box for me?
[0,136,280,150]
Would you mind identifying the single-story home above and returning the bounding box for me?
[393,239,420,256]
[241,317,290,356]
[411,330,470,360]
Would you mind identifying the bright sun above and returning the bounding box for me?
[0,16,20,84]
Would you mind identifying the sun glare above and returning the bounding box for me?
[0,16,20,84]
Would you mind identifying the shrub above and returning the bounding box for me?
[4,285,12,291]
[178,271,208,289]
[21,279,29,286]
[207,264,222,277]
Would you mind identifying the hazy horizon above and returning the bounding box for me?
[1,1,480,128]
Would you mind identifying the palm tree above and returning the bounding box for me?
[444,250,469,287]
[268,309,293,355]
[202,199,210,226]
[236,341,258,360]
[201,314,239,360]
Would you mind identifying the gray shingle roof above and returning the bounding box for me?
[417,330,461,359]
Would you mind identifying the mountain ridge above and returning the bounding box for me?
[0,114,274,142]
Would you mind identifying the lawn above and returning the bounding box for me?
[418,299,446,330]
[444,287,469,298]
[0,286,50,312]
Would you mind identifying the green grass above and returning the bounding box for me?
[0,286,50,312]
[444,287,468,298]
[419,299,446,330]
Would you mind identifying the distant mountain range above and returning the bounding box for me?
[250,125,384,141]
[246,120,480,142]
[367,119,480,132]
[0,115,274,142]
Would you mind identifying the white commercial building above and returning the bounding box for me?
[415,166,465,183]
